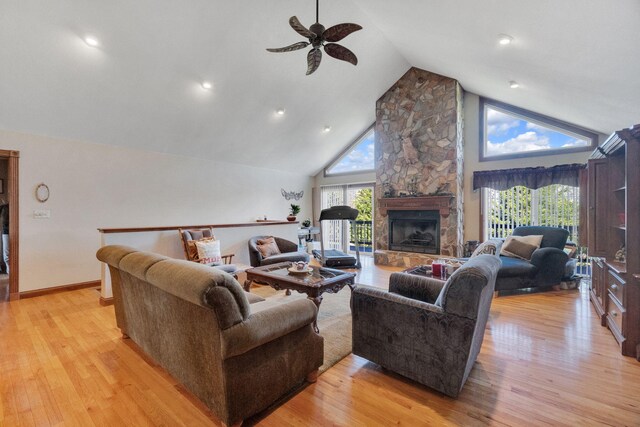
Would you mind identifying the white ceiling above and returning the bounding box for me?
[1,1,638,176]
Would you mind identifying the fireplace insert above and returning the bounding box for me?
[388,210,440,254]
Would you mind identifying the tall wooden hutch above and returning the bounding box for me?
[587,124,640,360]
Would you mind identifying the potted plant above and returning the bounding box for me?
[302,218,311,228]
[288,204,301,221]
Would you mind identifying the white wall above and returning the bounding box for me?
[462,93,605,241]
[0,129,313,292]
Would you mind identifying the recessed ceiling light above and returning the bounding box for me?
[323,125,332,133]
[509,80,520,89]
[201,81,212,90]
[498,34,513,45]
[84,36,99,47]
[276,108,285,115]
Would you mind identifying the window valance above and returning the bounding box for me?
[473,163,586,191]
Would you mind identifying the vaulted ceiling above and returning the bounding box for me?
[1,1,638,176]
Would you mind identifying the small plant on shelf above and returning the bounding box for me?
[302,218,311,228]
[287,204,301,222]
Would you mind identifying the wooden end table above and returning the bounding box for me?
[245,262,356,333]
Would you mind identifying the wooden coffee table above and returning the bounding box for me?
[245,262,356,333]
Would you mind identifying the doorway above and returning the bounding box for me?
[0,150,19,302]
[319,183,374,255]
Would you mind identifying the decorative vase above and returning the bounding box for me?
[287,215,297,222]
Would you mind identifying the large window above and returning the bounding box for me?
[324,126,375,176]
[480,98,598,161]
[484,184,590,276]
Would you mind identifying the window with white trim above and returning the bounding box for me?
[480,98,598,161]
[324,126,375,176]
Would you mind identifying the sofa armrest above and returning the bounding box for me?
[352,285,444,314]
[529,247,569,284]
[388,272,445,304]
[221,298,317,359]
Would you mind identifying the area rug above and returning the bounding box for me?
[250,285,353,374]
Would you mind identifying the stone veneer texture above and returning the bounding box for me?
[375,67,464,264]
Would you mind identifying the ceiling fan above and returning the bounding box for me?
[266,0,362,75]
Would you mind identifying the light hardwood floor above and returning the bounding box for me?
[1,258,639,426]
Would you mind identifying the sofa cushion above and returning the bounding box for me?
[195,238,222,264]
[497,256,538,278]
[512,226,569,250]
[501,235,542,260]
[256,237,281,258]
[244,291,265,304]
[259,251,310,266]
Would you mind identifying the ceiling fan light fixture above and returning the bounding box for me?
[266,0,362,75]
[323,125,332,133]
[498,34,513,45]
[509,80,520,89]
[276,108,286,115]
[84,35,99,47]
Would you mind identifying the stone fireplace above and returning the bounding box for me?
[374,68,464,267]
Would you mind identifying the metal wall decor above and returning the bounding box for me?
[281,189,304,200]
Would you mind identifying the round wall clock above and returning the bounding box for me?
[36,183,50,203]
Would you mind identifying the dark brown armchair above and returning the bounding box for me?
[352,255,500,397]
[248,235,309,267]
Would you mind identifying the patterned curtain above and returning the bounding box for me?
[473,163,587,191]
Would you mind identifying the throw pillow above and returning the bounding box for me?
[501,235,543,260]
[256,236,281,258]
[471,239,503,257]
[195,239,222,264]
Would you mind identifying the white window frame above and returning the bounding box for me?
[324,124,375,177]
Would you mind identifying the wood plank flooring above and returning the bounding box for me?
[1,259,639,426]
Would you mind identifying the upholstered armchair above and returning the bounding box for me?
[496,226,569,292]
[248,235,309,267]
[351,255,500,397]
[179,227,237,274]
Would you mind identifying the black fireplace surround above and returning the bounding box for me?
[388,210,440,254]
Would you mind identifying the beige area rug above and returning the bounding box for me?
[250,285,353,373]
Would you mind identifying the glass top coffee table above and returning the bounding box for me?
[244,262,356,333]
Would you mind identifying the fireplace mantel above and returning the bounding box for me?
[378,196,453,217]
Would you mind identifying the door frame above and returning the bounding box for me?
[0,150,20,300]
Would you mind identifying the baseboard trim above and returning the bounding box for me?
[99,296,114,306]
[19,280,101,299]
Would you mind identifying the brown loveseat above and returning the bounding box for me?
[97,245,323,427]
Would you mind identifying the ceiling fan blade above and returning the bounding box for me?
[306,49,322,75]
[324,43,358,66]
[322,23,363,42]
[266,41,310,53]
[289,16,315,39]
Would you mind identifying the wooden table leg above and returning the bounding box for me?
[243,279,252,292]
[309,295,323,333]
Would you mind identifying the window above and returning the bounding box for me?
[480,98,598,161]
[320,184,373,254]
[484,184,590,276]
[324,126,375,176]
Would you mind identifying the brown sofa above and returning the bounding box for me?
[97,245,323,427]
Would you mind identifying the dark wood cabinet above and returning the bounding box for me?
[587,124,640,360]
[589,257,606,326]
